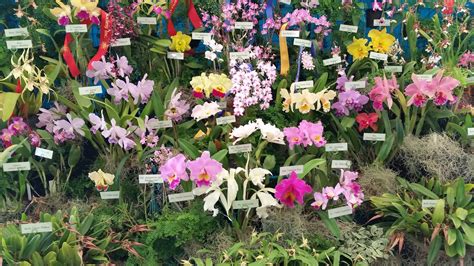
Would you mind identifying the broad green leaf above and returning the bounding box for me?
[178,139,200,159]
[211,149,228,162]
[299,158,326,179]
[455,208,468,221]
[409,183,439,199]
[447,228,457,246]
[318,212,340,239]
[432,200,445,225]
[0,92,20,121]
[427,235,442,265]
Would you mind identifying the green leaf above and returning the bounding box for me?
[340,117,355,129]
[447,228,457,246]
[455,208,468,221]
[318,212,340,239]
[178,139,200,159]
[299,158,326,179]
[211,149,228,162]
[455,230,466,257]
[409,183,439,199]
[432,200,445,225]
[0,92,20,121]
[461,223,474,243]
[263,155,276,170]
[427,235,442,265]
[446,187,455,208]
[67,145,81,168]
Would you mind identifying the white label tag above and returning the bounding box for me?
[150,120,173,129]
[323,56,342,66]
[279,165,304,176]
[339,24,358,33]
[192,32,212,41]
[21,222,52,234]
[216,115,236,125]
[385,65,403,73]
[229,51,250,60]
[363,133,386,141]
[325,143,348,152]
[35,148,53,159]
[373,19,391,26]
[6,40,32,49]
[415,74,433,81]
[228,144,252,154]
[168,192,195,202]
[293,80,314,90]
[467,128,474,136]
[344,81,366,90]
[139,174,163,184]
[281,30,300,37]
[331,160,351,169]
[369,52,388,61]
[111,38,131,47]
[100,191,120,199]
[232,199,259,209]
[65,24,87,33]
[167,52,184,60]
[279,0,291,4]
[422,199,443,208]
[3,162,31,172]
[234,21,253,30]
[137,17,157,25]
[4,28,29,37]
[79,86,102,95]
[217,101,227,109]
[293,38,312,47]
[328,206,353,218]
[467,77,474,84]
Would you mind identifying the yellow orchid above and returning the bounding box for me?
[190,73,212,98]
[50,0,72,21]
[315,89,337,112]
[368,28,395,53]
[347,37,369,60]
[71,0,100,20]
[170,31,192,53]
[280,88,295,112]
[293,89,318,114]
[88,169,115,191]
[209,73,232,98]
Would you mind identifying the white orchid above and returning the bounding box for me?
[229,122,258,144]
[256,119,285,145]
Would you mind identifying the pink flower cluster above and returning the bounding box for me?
[86,56,133,84]
[0,117,40,148]
[36,103,85,144]
[283,120,326,149]
[368,75,398,110]
[458,51,474,68]
[107,74,154,104]
[282,9,331,36]
[311,170,364,210]
[405,71,460,107]
[159,151,223,190]
[107,0,138,42]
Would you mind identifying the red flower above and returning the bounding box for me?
[356,113,378,132]
[15,79,22,93]
[443,0,454,15]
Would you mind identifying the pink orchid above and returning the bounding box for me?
[53,113,85,138]
[275,171,313,208]
[311,192,328,210]
[187,151,223,187]
[8,117,29,136]
[405,74,429,107]
[323,183,344,201]
[369,75,398,110]
[107,77,135,103]
[159,154,188,190]
[0,129,14,147]
[89,111,106,134]
[283,127,303,149]
[118,135,136,150]
[114,56,133,77]
[129,74,154,104]
[102,119,127,144]
[428,70,459,106]
[86,56,115,84]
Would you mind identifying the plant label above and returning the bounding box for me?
[4,28,28,37]
[137,17,157,25]
[385,65,403,73]
[293,38,312,48]
[281,30,300,37]
[328,206,352,218]
[65,24,87,33]
[79,86,102,95]
[228,144,252,154]
[369,52,388,61]
[6,40,32,49]
[323,56,342,66]
[234,22,253,30]
[217,101,227,109]
[100,191,120,199]
[3,162,31,172]
[111,38,131,47]
[192,32,212,41]
[468,128,474,136]
[229,51,250,60]
[344,81,366,90]
[168,192,195,203]
[363,133,386,141]
[232,199,259,209]
[422,199,443,208]
[21,222,52,234]
[325,143,348,152]
[279,165,304,176]
[150,120,173,129]
[339,24,358,33]
[167,52,184,60]
[35,148,53,159]
[415,74,433,81]
[279,0,291,4]
[467,77,474,84]
[139,174,163,184]
[293,80,314,90]
[331,160,351,169]
[217,116,236,125]
[373,19,391,26]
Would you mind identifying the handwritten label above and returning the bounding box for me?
[216,116,236,125]
[281,30,300,37]
[293,80,314,90]
[415,74,433,81]
[232,199,259,209]
[339,24,358,33]
[385,65,403,73]
[35,148,53,159]
[4,28,28,37]
[168,192,195,203]
[6,40,32,49]
[323,56,342,66]
[192,32,212,41]
[344,81,366,90]
[21,222,52,234]
[279,0,291,4]
[422,199,444,208]
[137,17,157,25]
[79,86,102,95]
[229,51,250,60]
[325,143,348,152]
[234,21,254,30]
[228,144,252,154]
[167,52,184,60]
[279,165,304,176]
[111,38,131,47]
[328,206,353,218]
[369,52,388,61]
[65,24,87,33]
[363,133,386,141]
[100,191,120,199]
[373,19,391,26]
[3,162,31,172]
[139,174,163,184]
[293,38,312,47]
[331,160,351,169]
[150,120,173,129]
[467,128,474,136]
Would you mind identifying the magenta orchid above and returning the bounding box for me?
[284,120,326,149]
[368,74,398,110]
[159,154,189,190]
[187,151,223,187]
[428,70,459,106]
[275,171,313,208]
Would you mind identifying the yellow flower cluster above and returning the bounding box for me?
[190,73,232,99]
[281,87,336,114]
[347,29,395,60]
[170,31,192,53]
